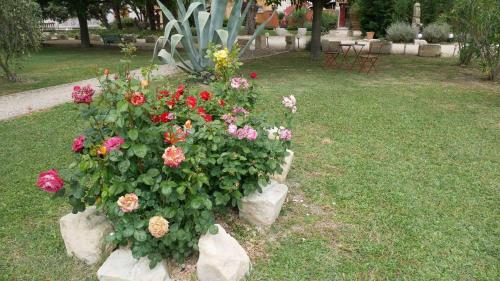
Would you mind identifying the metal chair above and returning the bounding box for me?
[358,43,383,73]
[323,41,342,68]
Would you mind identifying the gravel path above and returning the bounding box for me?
[0,64,178,121]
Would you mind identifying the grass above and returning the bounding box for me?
[0,52,499,280]
[0,45,158,95]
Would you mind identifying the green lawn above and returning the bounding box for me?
[0,53,498,280]
[0,46,158,95]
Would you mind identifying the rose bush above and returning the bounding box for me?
[36,47,295,267]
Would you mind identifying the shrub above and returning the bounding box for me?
[386,22,417,43]
[422,22,451,43]
[290,8,307,28]
[36,46,295,266]
[321,12,338,32]
[0,0,42,81]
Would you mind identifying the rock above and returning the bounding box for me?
[418,44,441,57]
[239,180,288,226]
[197,225,250,281]
[59,206,113,265]
[97,248,171,281]
[272,149,294,183]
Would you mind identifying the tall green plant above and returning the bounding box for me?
[154,0,275,74]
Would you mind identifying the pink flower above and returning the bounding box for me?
[117,193,139,213]
[279,127,292,141]
[221,113,237,124]
[36,169,64,193]
[162,145,185,167]
[243,125,258,141]
[72,84,95,104]
[228,124,238,135]
[103,136,125,152]
[72,135,85,153]
[282,95,297,113]
[232,107,249,116]
[230,77,249,89]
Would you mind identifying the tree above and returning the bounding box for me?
[358,0,393,37]
[245,0,259,35]
[0,0,42,81]
[38,0,95,48]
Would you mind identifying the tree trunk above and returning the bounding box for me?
[77,10,91,48]
[112,2,123,29]
[245,1,258,35]
[310,0,323,60]
[146,0,156,30]
[0,55,15,81]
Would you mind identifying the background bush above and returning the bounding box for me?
[386,22,417,43]
[422,22,451,43]
[321,12,337,32]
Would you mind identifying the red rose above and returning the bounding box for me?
[160,112,175,123]
[197,107,206,115]
[250,72,257,79]
[199,91,211,101]
[166,98,176,109]
[157,90,169,100]
[174,84,185,100]
[151,115,161,123]
[203,114,213,122]
[218,99,225,107]
[186,96,197,109]
[130,92,146,106]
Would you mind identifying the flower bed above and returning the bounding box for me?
[36,46,296,267]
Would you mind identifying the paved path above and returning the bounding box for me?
[0,64,178,121]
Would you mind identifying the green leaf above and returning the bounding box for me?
[118,159,130,173]
[161,181,176,196]
[134,230,148,242]
[147,168,160,177]
[117,100,129,113]
[132,144,148,158]
[123,227,135,237]
[128,129,139,141]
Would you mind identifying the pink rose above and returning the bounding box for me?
[227,124,238,135]
[72,84,95,104]
[117,193,139,213]
[279,127,292,141]
[230,77,249,89]
[103,136,125,152]
[36,169,64,193]
[162,145,185,168]
[72,135,85,153]
[243,125,258,141]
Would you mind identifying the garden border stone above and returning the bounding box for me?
[59,206,113,265]
[239,180,289,226]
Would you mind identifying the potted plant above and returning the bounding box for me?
[292,7,308,36]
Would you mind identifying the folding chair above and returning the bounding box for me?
[358,43,383,73]
[323,41,341,68]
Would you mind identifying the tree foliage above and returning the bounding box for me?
[0,0,42,81]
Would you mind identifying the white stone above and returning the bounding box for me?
[239,181,288,226]
[414,39,428,45]
[59,206,113,265]
[197,224,250,281]
[97,248,171,281]
[272,149,294,183]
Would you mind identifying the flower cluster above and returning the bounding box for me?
[282,95,297,113]
[268,126,292,141]
[230,77,249,90]
[72,85,95,104]
[213,48,229,70]
[228,124,258,141]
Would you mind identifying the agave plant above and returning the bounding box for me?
[154,0,275,73]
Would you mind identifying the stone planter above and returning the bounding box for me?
[237,38,250,48]
[418,44,441,57]
[366,31,375,40]
[122,34,137,43]
[255,35,266,50]
[275,27,288,36]
[144,35,158,43]
[90,34,102,43]
[369,41,392,54]
[297,28,307,36]
[285,35,296,50]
